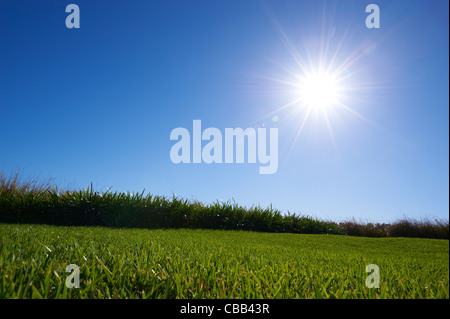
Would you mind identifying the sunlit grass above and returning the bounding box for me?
[0,224,448,299]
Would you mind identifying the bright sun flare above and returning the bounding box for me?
[253,8,378,159]
[298,72,340,110]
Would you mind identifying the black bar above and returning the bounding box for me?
[1,299,448,318]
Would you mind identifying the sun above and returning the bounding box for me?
[247,4,380,159]
[297,71,341,111]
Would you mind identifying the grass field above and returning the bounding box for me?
[0,223,448,299]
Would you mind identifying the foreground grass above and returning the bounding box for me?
[0,223,448,299]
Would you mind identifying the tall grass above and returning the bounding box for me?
[0,171,448,239]
[387,218,449,239]
[338,218,449,239]
[0,170,55,195]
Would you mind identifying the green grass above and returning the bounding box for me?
[1,223,448,299]
[1,171,448,239]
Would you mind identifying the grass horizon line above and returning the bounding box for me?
[1,170,448,239]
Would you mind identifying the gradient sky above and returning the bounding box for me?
[0,0,448,222]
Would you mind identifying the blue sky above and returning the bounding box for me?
[0,0,448,222]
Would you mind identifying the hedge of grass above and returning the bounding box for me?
[0,172,448,239]
[0,185,342,235]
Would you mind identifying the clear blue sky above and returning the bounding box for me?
[0,0,448,222]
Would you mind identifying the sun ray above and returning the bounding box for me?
[248,2,395,167]
[284,106,313,167]
[322,108,338,151]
